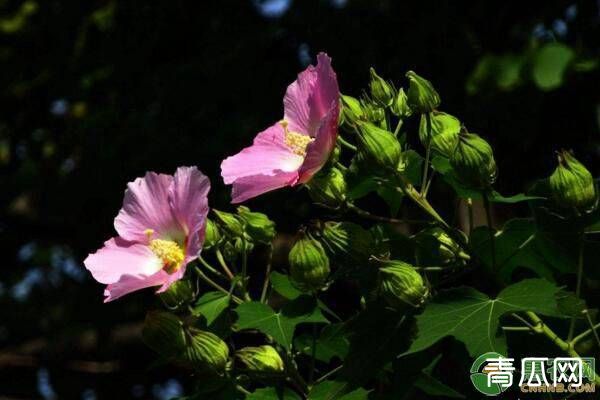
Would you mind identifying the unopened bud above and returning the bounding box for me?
[289,236,330,291]
[235,345,284,375]
[306,167,347,207]
[159,280,194,309]
[406,71,441,113]
[204,219,221,249]
[237,206,276,244]
[360,97,385,124]
[142,311,186,358]
[415,227,468,266]
[213,210,244,237]
[184,329,230,374]
[341,95,365,126]
[369,68,395,107]
[549,150,598,213]
[450,132,497,189]
[320,221,373,267]
[379,261,428,308]
[419,111,460,157]
[390,88,412,118]
[356,122,401,169]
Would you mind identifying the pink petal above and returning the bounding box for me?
[221,123,304,185]
[298,103,339,182]
[230,171,299,203]
[283,53,339,136]
[114,172,179,243]
[84,237,163,284]
[169,166,210,260]
[103,269,171,302]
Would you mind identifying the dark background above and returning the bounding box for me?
[0,0,598,398]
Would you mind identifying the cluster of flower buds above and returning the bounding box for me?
[548,150,598,214]
[208,207,276,262]
[288,235,331,292]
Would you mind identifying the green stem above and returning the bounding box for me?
[194,266,242,304]
[393,119,403,137]
[482,191,496,270]
[215,249,235,279]
[346,202,428,225]
[526,312,600,386]
[260,244,274,303]
[316,364,343,383]
[338,136,357,151]
[198,256,227,280]
[235,385,251,395]
[335,161,347,172]
[308,323,318,384]
[420,112,432,195]
[572,319,600,346]
[467,198,474,236]
[568,231,585,342]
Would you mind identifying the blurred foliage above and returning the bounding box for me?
[0,0,598,398]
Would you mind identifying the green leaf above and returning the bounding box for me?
[401,149,423,187]
[532,43,575,91]
[377,185,403,217]
[309,381,370,400]
[414,355,465,399]
[270,271,303,300]
[294,323,349,363]
[235,296,328,349]
[471,219,574,282]
[247,387,301,400]
[192,291,231,325]
[404,278,562,357]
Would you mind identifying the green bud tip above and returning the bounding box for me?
[379,261,429,308]
[390,87,412,118]
[213,209,244,237]
[341,94,365,126]
[549,150,598,213]
[406,70,441,114]
[369,67,395,107]
[204,219,221,249]
[235,345,285,374]
[450,132,497,189]
[159,280,194,308]
[320,221,373,263]
[289,236,330,292]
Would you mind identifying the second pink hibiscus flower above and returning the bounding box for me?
[221,52,340,203]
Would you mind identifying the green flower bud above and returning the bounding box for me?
[549,150,598,213]
[419,111,460,157]
[142,311,186,358]
[235,345,284,375]
[234,236,254,255]
[450,132,497,189]
[360,97,385,124]
[213,210,244,237]
[289,236,330,291]
[159,280,194,309]
[341,94,365,126]
[306,167,347,207]
[222,240,238,263]
[320,221,373,265]
[204,219,221,249]
[415,227,469,266]
[390,87,412,118]
[356,122,401,169]
[237,206,276,244]
[184,328,230,374]
[379,261,429,308]
[369,67,395,107]
[406,71,441,113]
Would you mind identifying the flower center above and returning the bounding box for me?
[149,238,184,274]
[280,120,313,156]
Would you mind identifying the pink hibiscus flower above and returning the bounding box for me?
[221,52,340,203]
[84,166,210,302]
